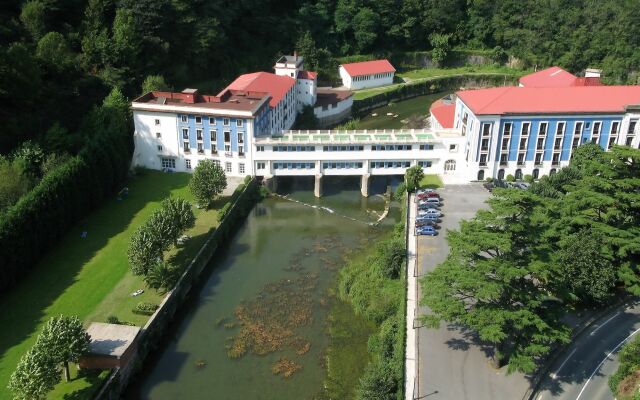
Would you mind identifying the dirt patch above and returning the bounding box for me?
[617,369,640,399]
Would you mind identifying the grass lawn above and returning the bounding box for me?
[357,93,447,130]
[419,174,444,189]
[352,65,527,100]
[0,169,224,399]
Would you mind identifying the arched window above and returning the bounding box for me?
[532,168,539,180]
[444,159,456,172]
[477,170,485,181]
[515,169,523,180]
[549,168,557,175]
[498,169,505,180]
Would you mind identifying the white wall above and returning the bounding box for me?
[339,66,394,90]
[296,78,316,111]
[314,97,353,120]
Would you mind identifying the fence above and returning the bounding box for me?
[94,178,259,399]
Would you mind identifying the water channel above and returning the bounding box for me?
[127,176,400,399]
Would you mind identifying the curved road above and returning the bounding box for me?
[534,300,640,400]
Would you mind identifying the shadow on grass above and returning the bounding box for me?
[59,369,111,400]
[0,171,191,391]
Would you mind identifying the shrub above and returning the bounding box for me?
[143,261,182,294]
[106,316,120,324]
[506,174,515,182]
[394,182,407,200]
[133,302,159,316]
[485,177,493,183]
[356,361,398,400]
[217,202,232,223]
[524,174,534,183]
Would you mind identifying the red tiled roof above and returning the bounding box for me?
[132,89,270,112]
[340,59,396,77]
[573,77,603,87]
[429,100,455,128]
[456,86,640,115]
[297,70,317,80]
[519,66,577,88]
[223,72,295,108]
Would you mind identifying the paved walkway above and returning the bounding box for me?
[405,194,418,399]
[415,184,532,400]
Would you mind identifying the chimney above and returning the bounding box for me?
[293,51,297,61]
[181,88,199,104]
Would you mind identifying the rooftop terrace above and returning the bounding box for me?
[255,129,459,144]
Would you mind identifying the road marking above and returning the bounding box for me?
[551,348,578,379]
[537,394,543,400]
[590,312,621,336]
[576,326,640,400]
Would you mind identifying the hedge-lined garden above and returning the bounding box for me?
[0,88,132,295]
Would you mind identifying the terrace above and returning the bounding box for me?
[254,129,459,145]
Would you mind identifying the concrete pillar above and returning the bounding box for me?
[263,175,278,193]
[361,173,370,197]
[314,174,323,198]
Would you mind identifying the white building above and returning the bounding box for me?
[339,59,396,90]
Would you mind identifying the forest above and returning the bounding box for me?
[2,0,640,155]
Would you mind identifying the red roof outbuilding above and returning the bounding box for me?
[340,59,396,77]
[519,67,577,88]
[456,86,640,115]
[223,72,295,108]
[429,100,455,129]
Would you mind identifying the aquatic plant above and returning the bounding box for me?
[271,358,302,379]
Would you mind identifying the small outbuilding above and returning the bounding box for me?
[339,59,396,90]
[79,323,141,370]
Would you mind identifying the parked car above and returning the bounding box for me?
[420,209,442,217]
[417,212,440,221]
[416,226,437,236]
[422,197,440,205]
[418,202,439,210]
[415,219,438,228]
[417,188,436,195]
[417,191,439,200]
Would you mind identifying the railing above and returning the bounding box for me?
[254,129,460,145]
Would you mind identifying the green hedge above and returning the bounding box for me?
[0,105,132,294]
[351,74,519,116]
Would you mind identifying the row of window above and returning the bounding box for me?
[371,144,413,151]
[323,145,364,151]
[178,115,244,127]
[273,162,316,170]
[255,144,435,152]
[370,161,411,169]
[181,128,244,144]
[272,145,315,152]
[501,120,623,138]
[162,157,245,174]
[323,162,364,169]
[351,72,393,82]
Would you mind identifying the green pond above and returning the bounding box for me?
[127,176,400,399]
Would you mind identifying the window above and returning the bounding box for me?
[195,116,202,124]
[238,133,244,144]
[611,121,620,135]
[236,119,243,127]
[593,122,601,137]
[449,144,458,151]
[534,153,543,165]
[517,153,525,165]
[224,131,231,143]
[186,159,191,170]
[211,143,217,154]
[210,130,217,141]
[256,162,266,170]
[256,145,265,152]
[180,115,187,123]
[501,138,509,151]
[477,170,485,180]
[161,158,175,169]
[628,119,637,134]
[481,123,492,137]
[515,169,523,180]
[481,138,489,151]
[550,168,557,175]
[627,136,634,146]
[532,168,539,179]
[503,123,512,136]
[521,122,531,136]
[209,117,216,125]
[498,169,505,180]
[156,132,161,138]
[239,163,245,174]
[157,145,162,151]
[224,144,231,152]
[519,138,527,150]
[552,153,560,165]
[608,136,617,148]
[223,118,230,126]
[418,161,432,168]
[155,119,160,126]
[183,141,190,153]
[573,122,583,136]
[554,137,562,150]
[538,122,548,136]
[557,122,566,137]
[479,154,488,166]
[238,145,244,157]
[196,129,203,141]
[419,144,434,150]
[225,162,232,173]
[197,143,204,154]
[500,154,508,165]
[444,159,456,172]
[182,128,189,140]
[537,137,545,150]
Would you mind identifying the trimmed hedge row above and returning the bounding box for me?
[351,73,519,116]
[0,108,132,294]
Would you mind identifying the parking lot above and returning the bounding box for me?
[413,184,532,400]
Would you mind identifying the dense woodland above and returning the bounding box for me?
[2,0,640,156]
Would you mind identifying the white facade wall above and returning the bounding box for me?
[313,96,353,120]
[133,111,256,177]
[270,85,298,134]
[296,78,317,111]
[339,66,394,90]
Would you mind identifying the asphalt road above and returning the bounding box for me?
[416,184,532,400]
[534,301,640,400]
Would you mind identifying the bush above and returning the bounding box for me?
[394,182,407,200]
[524,174,534,183]
[217,202,232,223]
[485,177,493,183]
[506,174,515,182]
[132,302,159,316]
[356,361,398,400]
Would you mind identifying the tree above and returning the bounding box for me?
[554,230,616,305]
[128,225,164,275]
[35,315,91,382]
[141,74,169,94]
[12,141,45,180]
[421,189,571,372]
[404,165,424,192]
[0,158,31,212]
[8,347,59,400]
[296,31,319,71]
[429,33,451,66]
[36,32,74,70]
[293,105,319,129]
[352,8,379,52]
[20,0,47,40]
[356,361,398,400]
[40,153,71,176]
[159,197,195,243]
[144,261,181,294]
[189,160,227,208]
